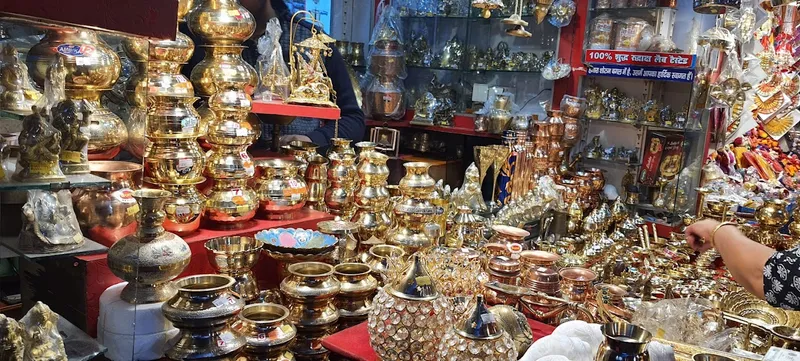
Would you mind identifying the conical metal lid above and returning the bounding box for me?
[387,255,438,301]
[455,295,503,340]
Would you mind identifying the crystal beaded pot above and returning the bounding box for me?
[386,162,440,254]
[368,255,454,360]
[351,151,392,243]
[280,262,341,360]
[72,161,141,242]
[107,189,191,304]
[160,180,206,236]
[436,295,518,361]
[334,263,378,330]
[162,274,246,360]
[205,236,264,302]
[253,159,308,220]
[232,303,297,361]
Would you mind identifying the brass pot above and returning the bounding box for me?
[122,31,195,64]
[559,267,597,302]
[27,28,121,89]
[190,45,258,96]
[143,138,206,184]
[205,145,255,179]
[253,159,308,220]
[334,263,378,329]
[756,199,789,227]
[328,138,357,159]
[205,236,264,302]
[352,151,391,242]
[205,111,261,146]
[324,153,357,218]
[72,161,142,243]
[304,155,328,212]
[148,62,196,97]
[197,99,215,138]
[162,274,246,360]
[178,0,195,22]
[318,220,360,262]
[187,0,256,46]
[66,90,128,155]
[204,178,259,224]
[387,162,439,254]
[596,322,651,361]
[209,87,252,113]
[362,244,405,285]
[107,189,191,303]
[147,96,203,139]
[126,107,147,159]
[161,181,205,235]
[280,262,341,360]
[232,303,297,361]
[126,62,148,107]
[446,206,485,248]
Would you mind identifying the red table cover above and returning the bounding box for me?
[322,319,556,361]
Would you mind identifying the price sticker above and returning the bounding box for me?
[28,162,53,175]
[73,234,84,242]
[176,205,191,217]
[415,276,432,286]
[212,295,235,307]
[126,204,140,216]
[177,158,194,173]
[112,189,137,204]
[480,313,496,324]
[60,150,83,163]
[235,128,249,137]
[235,205,251,213]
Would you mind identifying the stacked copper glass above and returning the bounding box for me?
[124,0,207,235]
[187,0,260,226]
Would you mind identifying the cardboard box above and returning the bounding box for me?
[639,132,684,186]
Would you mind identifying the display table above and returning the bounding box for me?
[322,319,556,361]
[19,209,334,338]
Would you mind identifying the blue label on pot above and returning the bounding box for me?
[56,44,95,57]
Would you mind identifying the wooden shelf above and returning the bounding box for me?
[251,100,341,120]
[367,114,501,139]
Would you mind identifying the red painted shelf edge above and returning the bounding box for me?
[251,100,341,120]
[0,0,178,39]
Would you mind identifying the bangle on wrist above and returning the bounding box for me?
[711,221,736,249]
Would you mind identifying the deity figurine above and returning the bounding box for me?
[21,302,68,361]
[411,92,438,126]
[288,29,337,107]
[602,88,621,120]
[451,163,488,214]
[0,44,41,113]
[660,105,676,127]
[585,136,602,159]
[643,100,659,124]
[437,36,464,69]
[584,86,604,120]
[13,106,64,181]
[20,190,83,253]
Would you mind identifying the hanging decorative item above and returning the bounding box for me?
[287,11,338,107]
[472,0,505,18]
[547,0,577,27]
[502,0,532,37]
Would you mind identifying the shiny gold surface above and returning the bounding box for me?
[122,32,195,64]
[232,303,297,361]
[161,181,206,236]
[27,28,121,90]
[126,107,147,159]
[205,145,255,180]
[147,97,203,139]
[253,159,308,219]
[352,151,391,243]
[72,161,142,240]
[287,11,338,108]
[204,178,258,224]
[187,0,256,46]
[143,139,206,184]
[178,0,195,21]
[325,153,357,218]
[65,91,128,154]
[205,236,264,301]
[0,44,41,113]
[205,111,261,146]
[190,46,258,96]
[334,263,378,329]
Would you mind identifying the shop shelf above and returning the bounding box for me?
[0,236,107,260]
[586,117,704,134]
[0,170,110,191]
[406,65,543,74]
[581,156,640,167]
[251,100,342,120]
[366,118,501,139]
[0,109,28,120]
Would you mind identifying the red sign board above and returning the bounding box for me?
[585,50,696,69]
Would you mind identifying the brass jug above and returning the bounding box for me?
[304,155,329,212]
[187,0,256,46]
[387,162,440,254]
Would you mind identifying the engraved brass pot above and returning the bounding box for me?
[205,236,264,302]
[162,274,246,360]
[107,189,191,304]
[190,46,258,96]
[143,138,206,184]
[66,90,128,155]
[232,303,297,361]
[27,28,121,89]
[147,97,203,139]
[280,262,341,360]
[334,263,378,329]
[204,178,259,224]
[187,0,256,46]
[253,159,308,220]
[205,145,255,179]
[72,161,141,243]
[178,0,195,22]
[161,181,206,236]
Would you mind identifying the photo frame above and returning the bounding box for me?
[370,126,400,158]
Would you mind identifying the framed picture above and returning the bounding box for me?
[370,127,399,158]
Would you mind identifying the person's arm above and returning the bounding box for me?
[686,219,776,300]
[304,45,365,152]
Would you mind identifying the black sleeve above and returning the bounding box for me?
[305,45,365,153]
[764,249,800,310]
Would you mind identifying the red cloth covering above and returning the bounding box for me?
[322,319,556,361]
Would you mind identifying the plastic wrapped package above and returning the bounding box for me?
[13,107,65,182]
[365,77,406,121]
[0,43,41,113]
[543,58,571,80]
[614,18,654,51]
[631,298,724,346]
[19,189,84,253]
[256,18,290,101]
[700,327,746,353]
[647,35,679,52]
[20,302,68,361]
[587,14,615,50]
[370,1,404,49]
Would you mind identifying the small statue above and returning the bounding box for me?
[20,302,67,361]
[408,33,433,67]
[437,36,464,69]
[13,106,64,182]
[19,190,83,253]
[0,314,25,361]
[52,99,91,174]
[643,100,659,124]
[0,44,41,113]
[660,105,676,127]
[621,98,641,123]
[411,92,438,126]
[585,136,602,159]
[452,163,488,214]
[601,146,617,161]
[584,86,604,120]
[602,88,622,120]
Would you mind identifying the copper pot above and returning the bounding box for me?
[489,225,530,245]
[366,79,405,121]
[559,267,597,302]
[586,167,606,192]
[72,161,142,243]
[523,265,561,295]
[520,250,560,271]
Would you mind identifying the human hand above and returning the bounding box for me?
[279,134,313,146]
[685,219,721,253]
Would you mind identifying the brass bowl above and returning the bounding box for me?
[143,139,206,184]
[27,28,121,90]
[122,32,194,63]
[204,179,258,224]
[147,97,203,139]
[186,0,256,45]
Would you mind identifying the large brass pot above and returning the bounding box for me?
[232,303,297,361]
[27,28,121,90]
[205,236,264,302]
[334,263,378,329]
[280,262,340,360]
[72,161,141,243]
[187,0,256,46]
[66,90,128,155]
[143,138,206,184]
[190,46,258,96]
[253,159,308,220]
[161,181,206,235]
[126,62,196,107]
[205,145,255,180]
[162,274,246,360]
[107,189,191,304]
[147,97,203,139]
[204,178,258,224]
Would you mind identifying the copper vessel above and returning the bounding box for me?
[280,262,341,360]
[334,263,378,329]
[27,28,121,89]
[233,303,298,361]
[72,161,141,243]
[161,181,205,235]
[386,162,440,254]
[559,267,597,302]
[162,274,246,359]
[519,250,560,271]
[304,155,328,212]
[253,159,308,220]
[351,151,392,243]
[487,256,522,305]
[204,178,259,224]
[143,138,206,184]
[107,189,191,304]
[365,79,405,121]
[187,0,256,46]
[190,46,258,96]
[489,225,530,246]
[205,236,264,302]
[324,153,357,218]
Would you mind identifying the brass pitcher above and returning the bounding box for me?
[107,189,191,304]
[333,263,378,330]
[351,151,392,243]
[386,162,440,254]
[187,0,256,46]
[233,303,298,361]
[162,275,246,359]
[280,262,341,360]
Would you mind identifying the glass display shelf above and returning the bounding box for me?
[590,6,675,12]
[407,65,543,74]
[0,236,107,260]
[581,156,641,167]
[0,172,110,191]
[634,202,676,214]
[400,13,538,20]
[586,117,705,134]
[0,109,28,120]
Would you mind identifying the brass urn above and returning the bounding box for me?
[386,162,440,254]
[106,189,191,304]
[143,138,206,184]
[190,46,258,97]
[253,159,308,220]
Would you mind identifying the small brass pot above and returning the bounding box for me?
[304,155,328,212]
[190,45,258,96]
[253,159,308,220]
[204,179,259,224]
[143,138,206,184]
[334,263,378,329]
[362,244,405,285]
[205,236,264,302]
[187,0,256,46]
[161,181,206,236]
[233,303,297,361]
[72,161,142,243]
